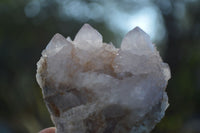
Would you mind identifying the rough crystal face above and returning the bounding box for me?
[36,24,171,133]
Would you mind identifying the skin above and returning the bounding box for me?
[39,127,56,133]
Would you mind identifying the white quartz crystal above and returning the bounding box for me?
[36,24,170,133]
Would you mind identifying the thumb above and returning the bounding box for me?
[39,127,56,133]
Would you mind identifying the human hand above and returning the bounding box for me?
[39,127,56,133]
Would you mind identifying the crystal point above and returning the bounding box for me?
[45,33,69,56]
[36,24,170,133]
[74,24,103,48]
[121,26,154,53]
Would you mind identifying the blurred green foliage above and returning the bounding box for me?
[0,0,200,133]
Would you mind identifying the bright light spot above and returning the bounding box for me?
[24,1,40,18]
[126,7,158,40]
[105,6,166,43]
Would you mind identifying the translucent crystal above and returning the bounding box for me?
[121,27,154,53]
[74,24,103,49]
[36,24,170,133]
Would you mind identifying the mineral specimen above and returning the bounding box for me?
[36,24,171,133]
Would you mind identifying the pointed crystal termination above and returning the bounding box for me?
[74,24,103,49]
[36,24,171,133]
[121,27,154,53]
[42,33,67,57]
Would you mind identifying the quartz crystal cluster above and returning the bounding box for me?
[36,24,171,133]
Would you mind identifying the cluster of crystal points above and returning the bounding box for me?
[36,24,170,133]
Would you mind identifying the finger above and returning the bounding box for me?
[39,127,56,133]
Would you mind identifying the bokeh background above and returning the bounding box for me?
[0,0,200,133]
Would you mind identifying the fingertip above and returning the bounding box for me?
[39,127,56,133]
